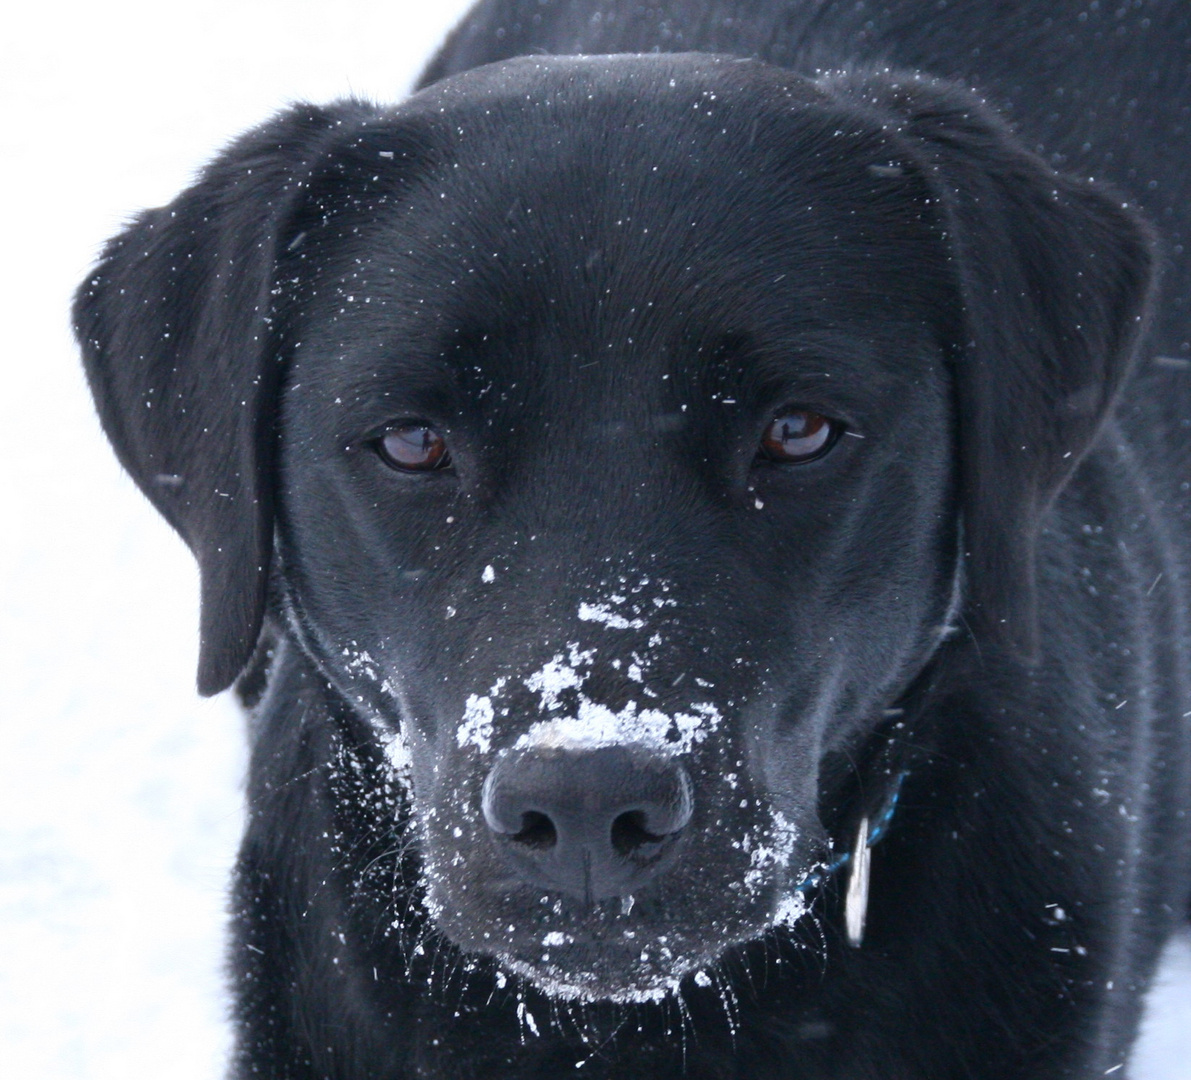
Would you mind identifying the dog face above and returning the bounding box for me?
[75,55,1151,1003]
[272,57,961,998]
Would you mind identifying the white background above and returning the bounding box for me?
[1,2,1188,1076]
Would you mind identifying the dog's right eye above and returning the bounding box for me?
[375,424,451,472]
[756,409,842,465]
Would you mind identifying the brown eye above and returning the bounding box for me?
[758,410,839,464]
[377,424,450,472]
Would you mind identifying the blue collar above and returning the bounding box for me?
[794,770,908,896]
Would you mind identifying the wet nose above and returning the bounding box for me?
[481,745,694,901]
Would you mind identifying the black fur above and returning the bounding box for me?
[74,2,1191,1077]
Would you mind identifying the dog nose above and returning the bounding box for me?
[481,745,694,901]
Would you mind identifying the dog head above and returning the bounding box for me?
[75,55,1152,1001]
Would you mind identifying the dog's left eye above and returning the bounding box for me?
[375,424,451,472]
[757,409,842,464]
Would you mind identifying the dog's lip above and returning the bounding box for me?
[497,937,715,1003]
[532,931,615,951]
[485,907,736,963]
[471,879,643,928]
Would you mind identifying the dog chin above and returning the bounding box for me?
[477,887,813,1004]
[496,943,707,1004]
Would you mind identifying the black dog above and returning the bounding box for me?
[74,2,1191,1076]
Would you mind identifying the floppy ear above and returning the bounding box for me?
[74,102,371,695]
[823,71,1157,656]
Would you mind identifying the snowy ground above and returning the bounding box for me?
[2,2,1188,1076]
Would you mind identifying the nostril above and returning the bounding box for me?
[610,810,667,856]
[511,810,557,850]
[481,746,694,897]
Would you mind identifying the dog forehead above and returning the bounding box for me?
[280,56,949,417]
[402,51,828,122]
[392,53,900,214]
[307,52,916,249]
[282,52,939,311]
